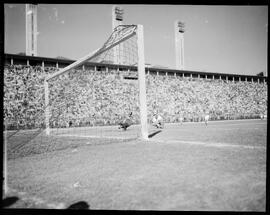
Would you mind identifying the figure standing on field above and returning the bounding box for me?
[204,112,210,126]
[179,112,184,125]
[152,112,164,129]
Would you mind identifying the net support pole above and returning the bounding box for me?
[44,80,50,135]
[137,25,148,140]
[3,120,8,196]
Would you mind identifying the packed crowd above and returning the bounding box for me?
[4,65,267,130]
[146,74,267,122]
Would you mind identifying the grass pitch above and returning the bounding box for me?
[4,119,267,211]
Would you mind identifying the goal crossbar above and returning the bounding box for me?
[46,25,137,81]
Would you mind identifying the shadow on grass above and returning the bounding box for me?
[2,196,19,208]
[148,130,162,138]
[67,201,90,209]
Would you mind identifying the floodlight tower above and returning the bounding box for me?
[112,6,124,64]
[175,21,185,70]
[25,4,38,56]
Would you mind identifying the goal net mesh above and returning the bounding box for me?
[4,25,150,159]
[46,25,142,141]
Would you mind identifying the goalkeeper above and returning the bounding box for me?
[118,112,133,131]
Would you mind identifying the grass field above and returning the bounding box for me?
[3,119,267,211]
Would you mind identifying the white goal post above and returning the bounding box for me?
[44,24,148,140]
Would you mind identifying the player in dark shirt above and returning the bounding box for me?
[118,112,133,131]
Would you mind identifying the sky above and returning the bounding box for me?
[4,4,268,76]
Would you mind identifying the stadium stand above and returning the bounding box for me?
[4,64,267,130]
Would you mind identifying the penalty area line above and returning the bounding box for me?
[149,139,266,149]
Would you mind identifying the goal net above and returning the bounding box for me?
[44,24,148,141]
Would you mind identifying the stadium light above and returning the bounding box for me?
[115,6,124,21]
[175,20,185,70]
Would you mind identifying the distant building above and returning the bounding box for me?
[17,52,26,56]
[56,56,71,60]
[256,71,264,77]
[100,60,114,64]
[151,65,169,69]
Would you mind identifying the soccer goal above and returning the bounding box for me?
[44,25,148,140]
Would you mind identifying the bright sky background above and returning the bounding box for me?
[4,4,268,75]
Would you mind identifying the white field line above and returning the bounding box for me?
[164,126,265,131]
[206,123,266,127]
[165,119,267,126]
[149,139,266,150]
[154,123,266,133]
